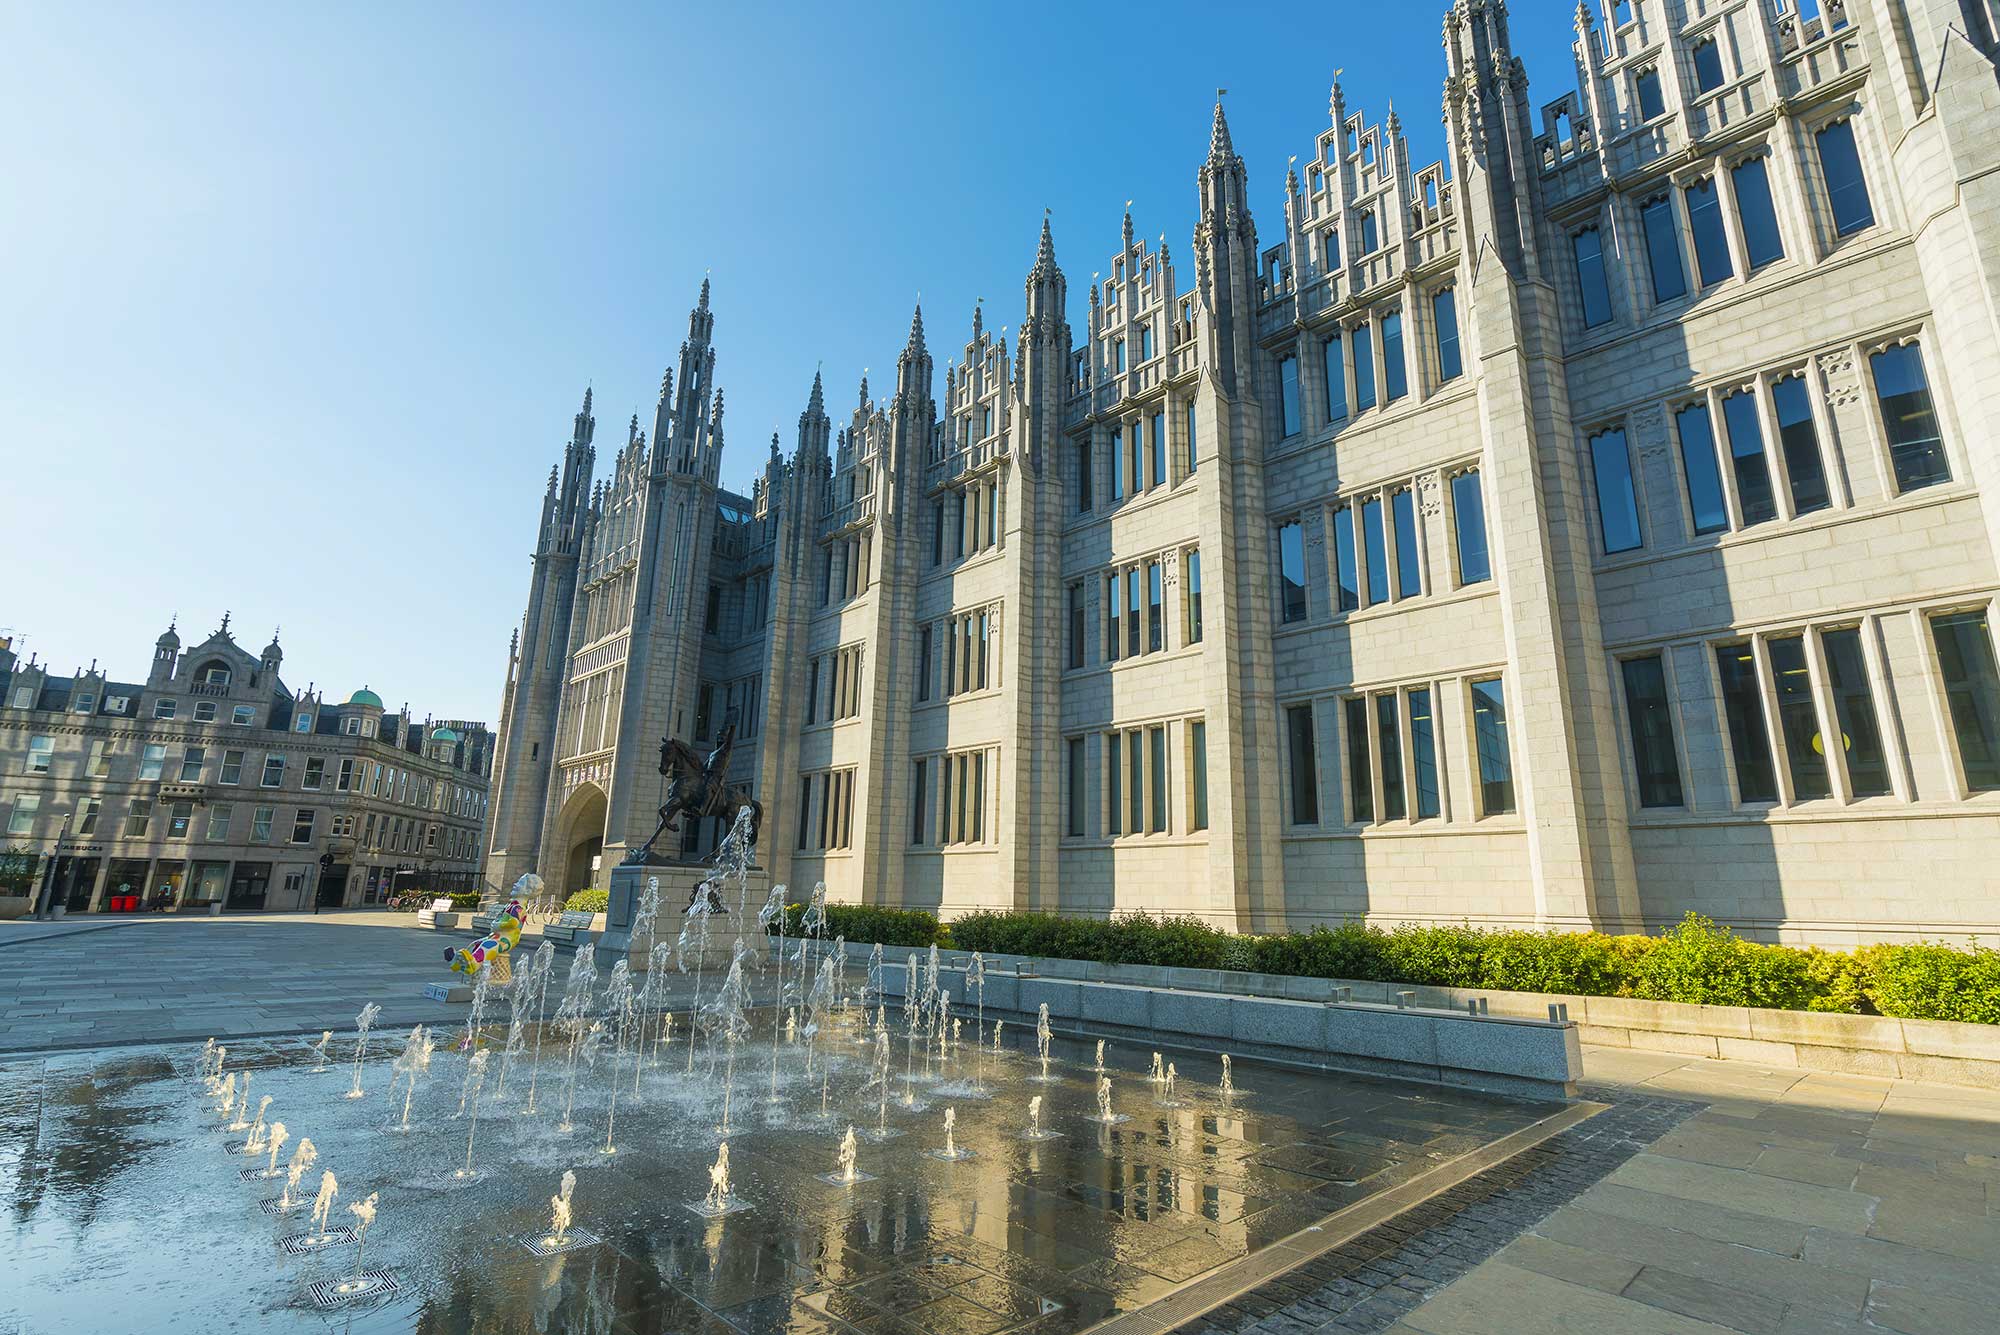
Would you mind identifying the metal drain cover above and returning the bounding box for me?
[519,1228,601,1258]
[306,1269,399,1309]
[279,1226,355,1256]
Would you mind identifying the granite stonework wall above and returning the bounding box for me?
[861,948,1581,1100]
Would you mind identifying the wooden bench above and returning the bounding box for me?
[414,898,455,930]
[541,910,596,948]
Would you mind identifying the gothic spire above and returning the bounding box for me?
[905,302,926,354]
[1209,96,1236,163]
[807,367,825,416]
[1031,214,1057,280]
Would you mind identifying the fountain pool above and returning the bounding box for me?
[0,1004,1563,1335]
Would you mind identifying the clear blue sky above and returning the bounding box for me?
[1,1,1579,721]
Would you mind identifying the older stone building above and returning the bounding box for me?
[488,0,2000,946]
[0,621,492,912]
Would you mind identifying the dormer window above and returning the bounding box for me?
[295,714,313,733]
[344,717,361,736]
[203,666,232,687]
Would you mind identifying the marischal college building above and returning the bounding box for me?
[487,0,2000,948]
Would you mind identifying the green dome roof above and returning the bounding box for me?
[347,688,384,709]
[430,726,460,743]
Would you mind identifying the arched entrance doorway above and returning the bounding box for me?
[551,783,608,895]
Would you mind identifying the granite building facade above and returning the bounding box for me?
[0,622,492,913]
[487,0,2000,946]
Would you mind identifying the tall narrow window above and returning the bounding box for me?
[1185,549,1204,644]
[1816,119,1875,237]
[1391,488,1422,598]
[1768,634,1833,800]
[1076,439,1093,511]
[1189,720,1208,831]
[932,503,945,564]
[1333,505,1360,611]
[1590,428,1643,553]
[1345,697,1373,822]
[1821,627,1890,797]
[1376,694,1406,820]
[1622,655,1684,807]
[1382,310,1407,402]
[1278,520,1308,623]
[1066,738,1086,837]
[1691,37,1724,92]
[1641,196,1688,303]
[1110,427,1124,500]
[1408,688,1440,819]
[1149,726,1168,833]
[1359,209,1379,253]
[1675,403,1729,535]
[1870,343,1950,492]
[1686,177,1734,287]
[1451,471,1490,584]
[1771,375,1831,515]
[1932,610,2000,791]
[1352,324,1376,411]
[1149,413,1165,488]
[1279,356,1301,436]
[1104,575,1120,663]
[1469,677,1515,814]
[1432,288,1462,382]
[1127,732,1143,834]
[1185,403,1198,473]
[1362,496,1389,603]
[1635,66,1665,120]
[1573,228,1614,327]
[1323,332,1348,420]
[1721,390,1776,525]
[1147,560,1164,653]
[1731,157,1784,269]
[1106,733,1123,835]
[1126,569,1142,658]
[1286,705,1318,825]
[1066,583,1085,670]
[1715,644,1780,802]
[796,776,813,850]
[1128,429,1143,498]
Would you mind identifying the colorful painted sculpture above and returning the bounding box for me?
[446,900,525,977]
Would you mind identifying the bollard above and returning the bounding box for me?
[1395,991,1415,1009]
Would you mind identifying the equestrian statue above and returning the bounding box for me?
[622,718,764,879]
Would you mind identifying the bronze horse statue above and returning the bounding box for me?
[623,719,764,890]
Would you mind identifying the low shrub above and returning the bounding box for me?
[1630,913,1817,1010]
[1865,942,2000,1024]
[750,905,1996,1025]
[448,892,481,911]
[775,902,941,948]
[563,889,609,914]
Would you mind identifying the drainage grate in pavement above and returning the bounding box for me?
[305,1269,399,1309]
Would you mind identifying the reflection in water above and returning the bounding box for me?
[0,1012,1552,1335]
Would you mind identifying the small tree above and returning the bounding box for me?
[0,845,41,897]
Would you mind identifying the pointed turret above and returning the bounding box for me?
[1209,98,1236,164]
[807,368,826,417]
[905,302,926,356]
[1030,214,1058,283]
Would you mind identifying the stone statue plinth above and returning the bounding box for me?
[597,861,768,972]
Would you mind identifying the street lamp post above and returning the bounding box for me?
[33,807,73,921]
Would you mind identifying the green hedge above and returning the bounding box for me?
[563,889,609,914]
[774,902,941,948]
[890,909,2000,1025]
